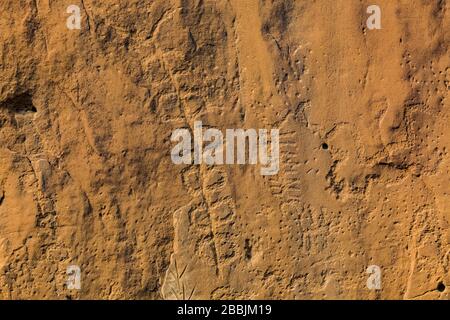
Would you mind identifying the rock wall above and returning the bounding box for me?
[0,0,448,299]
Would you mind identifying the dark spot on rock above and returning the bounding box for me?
[322,143,329,150]
[437,281,445,292]
[1,92,37,114]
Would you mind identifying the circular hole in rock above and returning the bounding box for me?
[437,281,445,292]
[321,143,329,150]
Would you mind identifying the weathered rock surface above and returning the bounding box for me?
[0,0,448,299]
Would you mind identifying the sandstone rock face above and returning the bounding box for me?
[0,0,448,300]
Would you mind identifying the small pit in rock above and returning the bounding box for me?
[1,92,37,114]
[244,239,252,260]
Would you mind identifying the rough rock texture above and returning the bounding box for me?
[0,0,448,299]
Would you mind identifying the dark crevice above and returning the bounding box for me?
[244,239,252,260]
[0,92,37,114]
